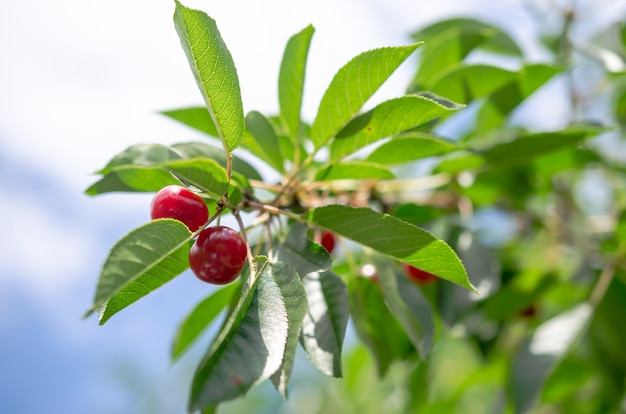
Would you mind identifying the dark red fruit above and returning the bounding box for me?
[150,185,209,232]
[189,226,247,285]
[321,231,336,253]
[402,263,438,285]
[519,304,538,319]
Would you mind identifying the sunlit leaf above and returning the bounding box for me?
[279,25,315,142]
[299,270,349,377]
[482,126,602,168]
[271,223,348,377]
[411,18,521,57]
[97,143,183,174]
[433,151,485,173]
[171,141,263,181]
[330,94,462,160]
[315,161,394,181]
[309,205,475,291]
[411,26,497,90]
[271,223,332,275]
[475,64,560,133]
[87,220,193,325]
[409,17,522,95]
[269,261,308,398]
[310,43,422,149]
[174,1,244,151]
[244,111,284,172]
[85,165,181,195]
[160,106,219,137]
[428,64,517,104]
[189,262,289,411]
[171,283,241,361]
[366,133,459,165]
[163,158,229,197]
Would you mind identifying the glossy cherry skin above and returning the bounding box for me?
[189,226,247,285]
[150,185,209,232]
[402,263,438,285]
[321,231,336,253]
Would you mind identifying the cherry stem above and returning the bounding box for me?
[271,149,318,204]
[190,205,224,238]
[246,200,303,221]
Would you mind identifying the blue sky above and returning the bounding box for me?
[1,0,625,412]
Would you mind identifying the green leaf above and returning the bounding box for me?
[279,25,315,141]
[244,111,284,172]
[439,229,504,325]
[590,276,626,400]
[310,43,422,149]
[89,141,261,184]
[511,303,593,414]
[87,219,193,325]
[171,283,240,361]
[392,203,446,226]
[533,147,602,178]
[189,262,289,411]
[85,165,181,195]
[475,64,561,133]
[163,158,229,197]
[411,18,521,57]
[299,270,349,378]
[171,141,263,181]
[375,258,435,358]
[309,205,475,291]
[97,143,184,174]
[314,161,394,181]
[366,133,459,165]
[480,274,554,322]
[348,276,413,376]
[428,64,517,104]
[433,151,485,173]
[174,1,244,152]
[481,126,601,168]
[408,18,522,92]
[271,222,332,275]
[615,86,626,125]
[330,94,462,160]
[160,106,219,137]
[271,223,348,377]
[86,156,231,197]
[268,261,308,398]
[411,27,496,90]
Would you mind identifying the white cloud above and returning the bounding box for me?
[0,192,98,301]
[0,0,460,190]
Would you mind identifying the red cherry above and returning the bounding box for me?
[150,185,209,232]
[321,231,336,253]
[519,304,538,319]
[189,226,247,285]
[401,263,438,285]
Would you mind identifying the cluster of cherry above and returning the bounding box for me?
[150,185,437,287]
[150,185,246,285]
